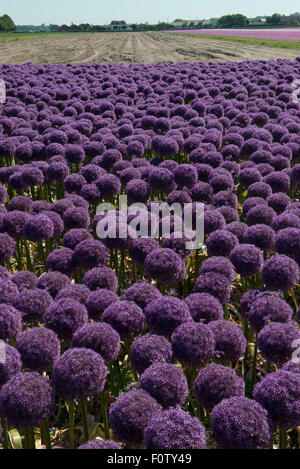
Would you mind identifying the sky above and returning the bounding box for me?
[1,0,299,25]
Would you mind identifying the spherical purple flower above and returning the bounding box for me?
[145,296,190,337]
[86,289,118,321]
[195,272,231,304]
[46,248,74,276]
[264,172,290,193]
[63,207,90,230]
[3,211,29,238]
[109,389,161,445]
[144,407,206,449]
[102,301,144,340]
[211,397,273,449]
[0,372,55,429]
[53,348,107,400]
[206,229,239,257]
[41,210,64,238]
[44,298,88,340]
[204,209,226,235]
[72,239,108,269]
[172,321,215,367]
[229,244,263,277]
[282,361,300,374]
[145,248,186,285]
[126,179,150,205]
[96,174,121,197]
[14,288,52,321]
[129,238,160,265]
[78,439,122,450]
[275,228,300,265]
[82,266,118,292]
[55,284,90,305]
[207,320,247,362]
[184,293,223,324]
[130,333,173,375]
[247,295,293,332]
[0,304,22,341]
[16,327,60,371]
[246,205,276,226]
[254,370,300,430]
[22,166,44,187]
[238,168,262,188]
[64,174,87,195]
[8,195,32,213]
[193,364,245,412]
[200,256,235,283]
[0,345,22,386]
[247,182,272,199]
[258,323,300,366]
[11,271,38,291]
[272,212,300,232]
[262,254,299,291]
[122,281,161,310]
[243,224,275,251]
[37,271,71,298]
[63,229,93,251]
[0,233,16,264]
[173,164,197,189]
[267,193,291,214]
[242,197,267,216]
[72,322,120,364]
[140,362,188,409]
[23,214,54,242]
[149,168,175,193]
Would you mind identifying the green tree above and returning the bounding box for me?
[266,13,282,25]
[0,14,17,31]
[217,14,249,28]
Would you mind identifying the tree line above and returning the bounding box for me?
[0,14,16,31]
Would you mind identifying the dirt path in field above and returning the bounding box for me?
[0,31,299,65]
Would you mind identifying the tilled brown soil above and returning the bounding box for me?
[0,31,299,64]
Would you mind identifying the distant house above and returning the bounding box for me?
[209,18,219,26]
[107,21,132,31]
[280,15,300,25]
[172,20,187,29]
[249,16,267,25]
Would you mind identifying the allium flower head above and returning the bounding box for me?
[262,254,299,291]
[72,322,120,363]
[102,300,144,339]
[172,321,215,367]
[258,322,300,365]
[16,327,60,371]
[229,244,263,277]
[0,345,22,386]
[195,272,231,304]
[130,333,173,375]
[207,320,247,362]
[145,296,190,337]
[14,288,52,321]
[185,293,223,323]
[78,440,122,450]
[44,298,88,340]
[83,266,118,292]
[145,248,186,285]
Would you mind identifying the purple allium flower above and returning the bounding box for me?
[140,362,188,409]
[16,327,60,372]
[63,229,93,251]
[167,190,192,206]
[262,254,299,291]
[184,292,223,324]
[129,238,160,265]
[102,301,144,340]
[275,228,300,265]
[229,244,263,277]
[0,345,22,386]
[46,162,69,183]
[0,279,19,306]
[72,239,108,269]
[201,257,235,283]
[14,288,52,321]
[37,271,71,298]
[212,190,238,209]
[264,172,290,194]
[44,298,88,340]
[55,284,90,305]
[96,174,121,197]
[78,439,122,450]
[206,229,239,257]
[23,214,54,242]
[86,289,118,321]
[207,320,247,362]
[3,211,29,237]
[258,322,300,365]
[126,179,150,205]
[247,182,272,199]
[204,209,226,235]
[53,348,107,400]
[267,193,291,214]
[291,164,300,187]
[246,205,276,226]
[82,266,118,292]
[0,234,16,264]
[243,224,275,251]
[122,281,161,310]
[72,322,120,364]
[109,389,161,446]
[211,397,273,449]
[247,295,293,332]
[238,168,262,188]
[11,271,38,291]
[282,361,300,375]
[64,174,87,195]
[144,407,206,449]
[242,197,267,216]
[0,304,22,341]
[149,168,175,193]
[0,372,55,429]
[145,248,186,285]
[46,248,74,276]
[8,195,32,213]
[172,321,215,367]
[22,166,44,187]
[254,370,300,430]
[173,164,197,189]
[272,212,300,232]
[195,272,231,304]
[130,333,173,375]
[63,207,90,230]
[145,296,190,337]
[40,210,64,238]
[193,364,245,412]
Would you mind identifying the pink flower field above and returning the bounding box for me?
[174,28,300,42]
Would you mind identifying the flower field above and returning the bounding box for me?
[0,57,299,450]
[175,28,300,42]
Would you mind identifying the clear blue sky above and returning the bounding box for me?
[1,0,299,25]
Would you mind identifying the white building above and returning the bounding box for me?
[107,21,132,32]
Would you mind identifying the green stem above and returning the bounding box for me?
[68,400,75,449]
[79,400,89,443]
[101,391,110,440]
[24,428,35,449]
[0,413,10,449]
[251,334,258,391]
[42,419,51,450]
[279,428,287,449]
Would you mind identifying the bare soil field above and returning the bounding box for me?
[0,31,299,64]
